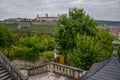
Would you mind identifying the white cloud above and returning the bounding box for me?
[0,0,120,21]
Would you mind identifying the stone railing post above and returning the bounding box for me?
[74,70,79,79]
[50,63,54,73]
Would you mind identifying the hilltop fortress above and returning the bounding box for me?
[1,14,59,28]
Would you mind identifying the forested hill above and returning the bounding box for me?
[96,20,120,26]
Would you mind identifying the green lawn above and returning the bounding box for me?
[7,24,57,34]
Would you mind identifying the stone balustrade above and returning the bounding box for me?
[48,62,86,79]
[28,62,87,80]
[28,64,48,76]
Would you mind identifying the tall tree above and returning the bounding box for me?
[0,24,14,57]
[97,29,114,60]
[70,29,115,70]
[55,8,98,54]
[0,24,14,48]
[70,35,101,70]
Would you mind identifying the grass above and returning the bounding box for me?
[7,24,57,34]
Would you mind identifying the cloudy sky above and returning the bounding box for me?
[0,0,120,21]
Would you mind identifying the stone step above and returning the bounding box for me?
[0,71,9,77]
[0,74,13,80]
[0,69,7,74]
[0,66,4,70]
[0,63,14,80]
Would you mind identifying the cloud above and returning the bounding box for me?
[0,0,120,21]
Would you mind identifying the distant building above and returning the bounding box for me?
[35,13,58,23]
[2,14,59,25]
[0,21,5,24]
[18,21,31,29]
[5,18,32,24]
[6,18,19,24]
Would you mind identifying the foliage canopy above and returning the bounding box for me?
[70,35,101,70]
[0,24,14,48]
[55,8,98,54]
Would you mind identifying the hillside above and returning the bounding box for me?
[6,24,57,35]
[0,20,120,35]
[96,20,120,26]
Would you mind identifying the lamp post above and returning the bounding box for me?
[112,40,120,54]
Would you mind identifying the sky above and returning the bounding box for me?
[0,0,120,21]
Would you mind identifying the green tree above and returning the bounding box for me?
[12,35,41,61]
[97,29,114,60]
[0,24,14,48]
[11,35,55,61]
[55,7,98,54]
[0,24,14,57]
[55,8,98,64]
[70,29,115,70]
[70,35,101,70]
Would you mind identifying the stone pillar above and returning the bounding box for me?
[50,63,54,73]
[64,68,66,74]
[67,69,70,75]
[74,71,79,79]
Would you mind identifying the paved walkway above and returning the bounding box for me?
[28,72,74,80]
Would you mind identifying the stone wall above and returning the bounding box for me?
[11,58,49,70]
[18,22,31,29]
[32,22,56,25]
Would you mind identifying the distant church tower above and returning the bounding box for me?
[58,14,60,17]
[46,13,48,17]
[37,14,39,18]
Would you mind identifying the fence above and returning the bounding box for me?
[28,62,87,80]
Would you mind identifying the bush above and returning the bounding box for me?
[9,35,56,62]
[10,46,39,62]
[41,51,54,61]
[41,39,55,51]
[70,35,102,70]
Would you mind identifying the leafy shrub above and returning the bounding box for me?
[10,46,39,62]
[9,35,56,62]
[41,51,54,61]
[41,39,55,51]
[70,35,102,70]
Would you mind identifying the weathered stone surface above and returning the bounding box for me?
[11,59,33,69]
[11,58,49,70]
[28,72,74,80]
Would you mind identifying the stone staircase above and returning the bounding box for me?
[0,51,28,80]
[0,62,14,80]
[0,50,86,80]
